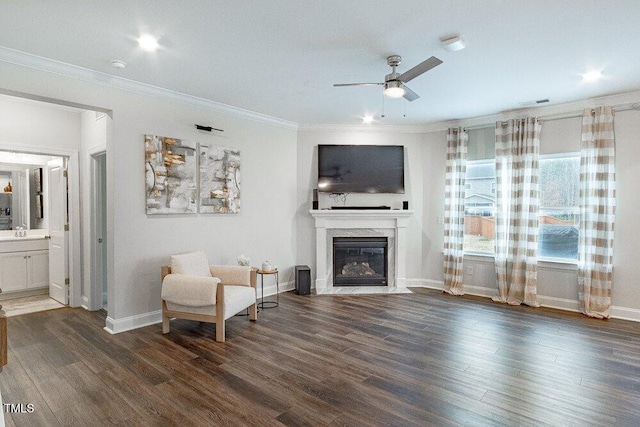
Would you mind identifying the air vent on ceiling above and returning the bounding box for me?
[519,98,550,107]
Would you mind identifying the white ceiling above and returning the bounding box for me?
[1,0,640,125]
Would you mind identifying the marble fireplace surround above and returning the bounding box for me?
[310,210,414,295]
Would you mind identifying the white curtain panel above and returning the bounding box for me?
[578,106,616,318]
[443,128,468,295]
[493,118,541,306]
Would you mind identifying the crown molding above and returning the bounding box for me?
[297,123,437,133]
[0,45,298,131]
[299,90,640,134]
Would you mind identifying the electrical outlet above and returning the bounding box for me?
[437,216,444,224]
[466,265,474,275]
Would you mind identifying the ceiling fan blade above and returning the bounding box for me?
[333,82,384,87]
[402,85,420,102]
[398,56,443,83]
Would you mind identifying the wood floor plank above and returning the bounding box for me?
[1,289,640,425]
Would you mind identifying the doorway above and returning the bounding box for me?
[0,92,111,323]
[0,151,73,314]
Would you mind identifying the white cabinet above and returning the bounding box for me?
[28,251,49,289]
[0,250,49,292]
[1,252,28,292]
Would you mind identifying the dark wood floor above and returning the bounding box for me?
[1,288,640,426]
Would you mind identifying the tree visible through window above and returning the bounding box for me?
[538,154,580,259]
[463,154,580,260]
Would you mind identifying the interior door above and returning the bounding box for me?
[48,158,68,304]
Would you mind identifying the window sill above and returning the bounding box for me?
[459,252,578,271]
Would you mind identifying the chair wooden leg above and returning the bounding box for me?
[162,303,170,334]
[216,319,225,342]
[249,302,257,321]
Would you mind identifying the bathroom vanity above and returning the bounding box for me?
[0,233,49,295]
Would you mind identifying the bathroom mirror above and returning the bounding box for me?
[0,151,58,231]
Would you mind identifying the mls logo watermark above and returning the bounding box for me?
[3,403,35,413]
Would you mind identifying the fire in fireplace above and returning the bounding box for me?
[333,237,388,286]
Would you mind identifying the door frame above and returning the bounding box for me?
[0,143,81,307]
[89,149,107,310]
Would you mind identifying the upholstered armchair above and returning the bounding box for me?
[161,251,257,342]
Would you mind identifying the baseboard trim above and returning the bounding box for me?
[407,278,640,322]
[103,280,640,333]
[405,279,444,289]
[611,305,640,322]
[537,296,581,313]
[104,310,162,334]
[259,280,294,297]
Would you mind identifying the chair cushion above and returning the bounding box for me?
[164,285,256,320]
[223,285,256,320]
[210,265,251,286]
[170,251,211,277]
[162,274,219,306]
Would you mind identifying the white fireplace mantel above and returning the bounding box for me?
[310,209,414,294]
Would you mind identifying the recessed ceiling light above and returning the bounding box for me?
[137,34,159,52]
[362,115,374,124]
[582,70,603,83]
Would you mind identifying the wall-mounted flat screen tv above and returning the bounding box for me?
[317,145,405,193]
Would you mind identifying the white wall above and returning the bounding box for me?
[420,130,446,286]
[0,61,298,328]
[0,95,81,150]
[610,109,640,315]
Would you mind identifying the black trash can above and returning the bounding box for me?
[295,265,311,296]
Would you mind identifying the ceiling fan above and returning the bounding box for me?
[333,55,443,101]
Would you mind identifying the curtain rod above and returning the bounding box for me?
[462,103,640,131]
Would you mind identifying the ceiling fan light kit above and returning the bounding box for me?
[384,81,405,98]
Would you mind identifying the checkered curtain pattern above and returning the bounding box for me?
[578,106,616,319]
[443,127,468,295]
[493,118,541,306]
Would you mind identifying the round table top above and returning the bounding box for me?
[257,269,278,274]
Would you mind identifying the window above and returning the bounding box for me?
[464,159,496,254]
[538,154,580,260]
[463,153,580,261]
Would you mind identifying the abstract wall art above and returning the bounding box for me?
[198,142,241,213]
[145,134,197,214]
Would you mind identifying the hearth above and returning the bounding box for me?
[333,237,388,286]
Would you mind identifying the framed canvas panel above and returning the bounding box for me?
[145,134,197,214]
[198,142,241,214]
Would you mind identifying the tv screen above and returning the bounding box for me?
[317,145,405,194]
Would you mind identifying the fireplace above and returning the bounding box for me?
[333,237,388,286]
